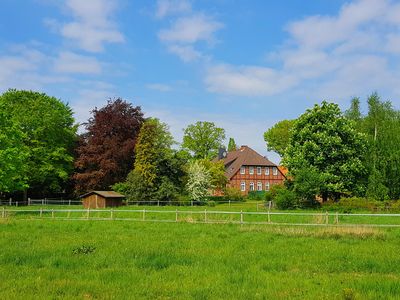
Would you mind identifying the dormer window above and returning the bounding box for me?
[257,167,261,175]
[273,167,278,176]
[249,166,254,175]
[240,166,245,174]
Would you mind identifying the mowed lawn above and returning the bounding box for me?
[1,219,400,299]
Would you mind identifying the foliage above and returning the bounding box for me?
[199,159,228,191]
[0,89,77,197]
[322,197,385,213]
[227,137,237,151]
[347,93,400,200]
[247,191,267,201]
[224,187,245,202]
[182,121,226,159]
[283,101,367,201]
[123,119,185,202]
[0,108,28,192]
[186,160,211,201]
[273,186,298,209]
[74,98,144,193]
[263,119,295,157]
[290,166,325,207]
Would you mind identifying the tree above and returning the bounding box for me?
[199,159,228,191]
[283,101,367,202]
[74,98,144,193]
[186,160,211,201]
[122,118,185,203]
[264,119,295,157]
[0,108,28,192]
[0,89,77,199]
[182,121,226,159]
[228,137,237,151]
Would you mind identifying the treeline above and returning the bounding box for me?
[0,89,233,203]
[264,93,400,208]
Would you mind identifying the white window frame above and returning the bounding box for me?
[272,167,278,176]
[257,167,262,175]
[240,166,245,175]
[249,166,254,175]
[240,181,246,191]
[249,182,255,191]
[257,182,262,191]
[265,167,270,175]
[265,182,270,191]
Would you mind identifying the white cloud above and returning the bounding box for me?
[61,0,124,52]
[155,0,191,19]
[206,0,400,100]
[159,14,223,44]
[167,44,202,62]
[205,64,297,96]
[146,83,173,92]
[54,51,102,74]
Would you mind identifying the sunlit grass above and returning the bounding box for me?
[1,219,400,299]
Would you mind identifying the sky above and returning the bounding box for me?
[1,0,400,163]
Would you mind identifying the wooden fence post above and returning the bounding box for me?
[267,210,271,223]
[52,209,55,219]
[28,198,31,206]
[175,209,178,222]
[229,200,231,208]
[40,208,43,218]
[240,210,243,225]
[69,200,71,206]
[335,212,339,224]
[67,209,71,219]
[2,207,5,218]
[204,209,207,223]
[142,209,146,221]
[16,201,18,207]
[9,198,12,206]
[325,211,329,225]
[87,208,90,220]
[110,208,114,220]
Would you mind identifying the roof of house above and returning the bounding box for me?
[215,145,278,179]
[80,191,125,199]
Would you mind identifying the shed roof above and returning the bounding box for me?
[80,191,125,199]
[215,145,278,179]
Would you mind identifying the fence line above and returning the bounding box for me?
[2,208,400,227]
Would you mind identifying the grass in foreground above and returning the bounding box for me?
[1,219,400,299]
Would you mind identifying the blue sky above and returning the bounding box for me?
[1,0,400,163]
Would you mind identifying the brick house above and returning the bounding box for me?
[215,145,286,194]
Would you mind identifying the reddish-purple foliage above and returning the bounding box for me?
[73,98,144,194]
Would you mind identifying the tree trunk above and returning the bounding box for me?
[23,188,28,204]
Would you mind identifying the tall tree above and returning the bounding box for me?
[283,101,367,201]
[0,89,77,199]
[264,119,295,157]
[227,137,237,151]
[74,98,144,193]
[182,121,226,159]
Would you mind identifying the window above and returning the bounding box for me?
[240,181,246,191]
[265,167,270,175]
[257,167,262,175]
[273,167,278,175]
[249,166,254,175]
[265,182,270,191]
[249,182,255,191]
[257,182,262,191]
[240,166,245,175]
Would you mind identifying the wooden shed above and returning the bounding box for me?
[80,191,125,209]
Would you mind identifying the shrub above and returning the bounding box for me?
[207,200,216,207]
[224,187,245,202]
[322,197,384,212]
[247,191,266,201]
[274,188,298,209]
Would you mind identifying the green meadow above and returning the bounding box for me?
[1,218,400,299]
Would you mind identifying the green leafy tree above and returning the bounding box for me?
[283,101,367,202]
[182,121,226,159]
[0,108,28,192]
[186,160,211,201]
[0,89,77,199]
[199,159,228,191]
[227,138,237,151]
[264,119,295,157]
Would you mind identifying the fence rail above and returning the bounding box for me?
[2,208,400,227]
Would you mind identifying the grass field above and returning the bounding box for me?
[1,218,400,299]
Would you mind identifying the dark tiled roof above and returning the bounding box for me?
[80,191,125,199]
[216,146,278,179]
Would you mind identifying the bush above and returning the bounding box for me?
[322,197,384,213]
[207,200,216,207]
[274,188,298,209]
[224,187,245,202]
[247,191,266,201]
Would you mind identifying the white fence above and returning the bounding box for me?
[2,208,400,227]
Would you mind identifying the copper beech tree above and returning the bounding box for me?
[73,99,144,194]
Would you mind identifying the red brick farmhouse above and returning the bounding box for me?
[215,145,286,194]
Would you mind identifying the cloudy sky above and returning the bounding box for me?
[1,0,400,163]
